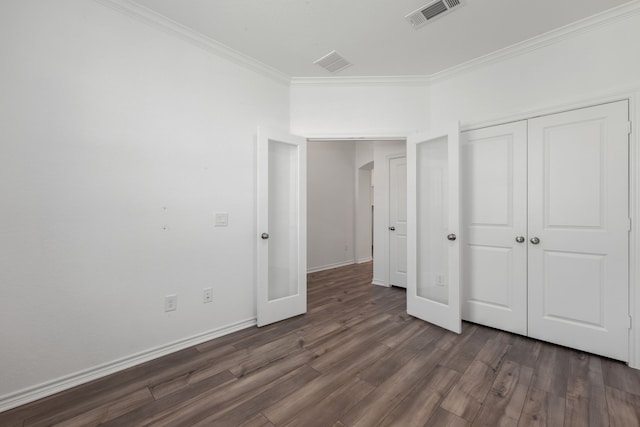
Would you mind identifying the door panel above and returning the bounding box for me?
[407,123,461,333]
[389,157,407,288]
[461,122,528,335]
[267,140,299,301]
[528,101,629,361]
[257,127,307,327]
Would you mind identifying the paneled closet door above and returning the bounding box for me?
[528,101,630,361]
[461,121,528,335]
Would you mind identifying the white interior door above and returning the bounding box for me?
[389,156,407,288]
[407,123,461,333]
[461,121,528,335]
[528,101,630,361]
[257,127,307,327]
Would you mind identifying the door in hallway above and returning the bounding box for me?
[389,156,407,288]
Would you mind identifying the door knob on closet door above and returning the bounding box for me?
[261,233,269,240]
[530,237,540,244]
[447,234,457,241]
[515,236,525,243]
[389,226,396,231]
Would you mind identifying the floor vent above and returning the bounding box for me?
[405,0,462,29]
[313,51,352,73]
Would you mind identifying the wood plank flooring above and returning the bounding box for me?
[2,262,640,426]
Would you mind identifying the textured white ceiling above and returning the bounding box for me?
[132,0,631,77]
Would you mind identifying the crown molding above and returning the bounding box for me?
[294,1,640,87]
[291,76,430,87]
[94,0,640,89]
[430,0,640,84]
[93,0,290,85]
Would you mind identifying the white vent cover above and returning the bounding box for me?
[313,51,352,73]
[405,0,462,29]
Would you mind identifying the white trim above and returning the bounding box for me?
[93,0,290,85]
[303,132,414,141]
[356,257,373,264]
[307,260,355,274]
[290,2,640,88]
[291,76,430,87]
[0,318,256,412]
[308,137,405,143]
[429,1,640,84]
[372,279,389,287]
[630,91,640,369]
[94,0,640,88]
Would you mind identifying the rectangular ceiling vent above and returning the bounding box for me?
[405,0,462,29]
[314,50,352,73]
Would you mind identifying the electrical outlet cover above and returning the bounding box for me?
[164,295,177,312]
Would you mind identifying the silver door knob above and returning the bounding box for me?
[515,236,525,243]
[261,233,269,240]
[530,237,540,244]
[447,234,457,241]
[389,226,396,231]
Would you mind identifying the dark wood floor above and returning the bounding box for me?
[2,262,640,426]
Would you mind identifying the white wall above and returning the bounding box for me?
[307,141,356,272]
[0,0,289,408]
[430,10,640,127]
[291,79,430,138]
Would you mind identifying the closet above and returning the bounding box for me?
[460,100,630,361]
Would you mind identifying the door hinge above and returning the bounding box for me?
[629,218,632,232]
[628,121,633,135]
[629,315,633,329]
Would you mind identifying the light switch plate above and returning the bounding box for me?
[214,212,228,227]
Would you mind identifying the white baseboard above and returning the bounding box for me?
[372,278,389,287]
[307,260,355,273]
[0,317,256,413]
[356,257,373,264]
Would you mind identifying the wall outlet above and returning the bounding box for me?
[203,288,213,303]
[214,212,228,227]
[435,275,445,287]
[164,295,177,312]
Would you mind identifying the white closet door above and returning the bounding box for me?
[257,127,307,327]
[461,121,528,335]
[407,123,461,333]
[528,101,630,361]
[389,156,407,288]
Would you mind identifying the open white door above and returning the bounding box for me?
[257,127,307,327]
[407,123,461,333]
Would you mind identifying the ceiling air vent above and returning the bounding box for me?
[314,50,352,73]
[405,0,462,29]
